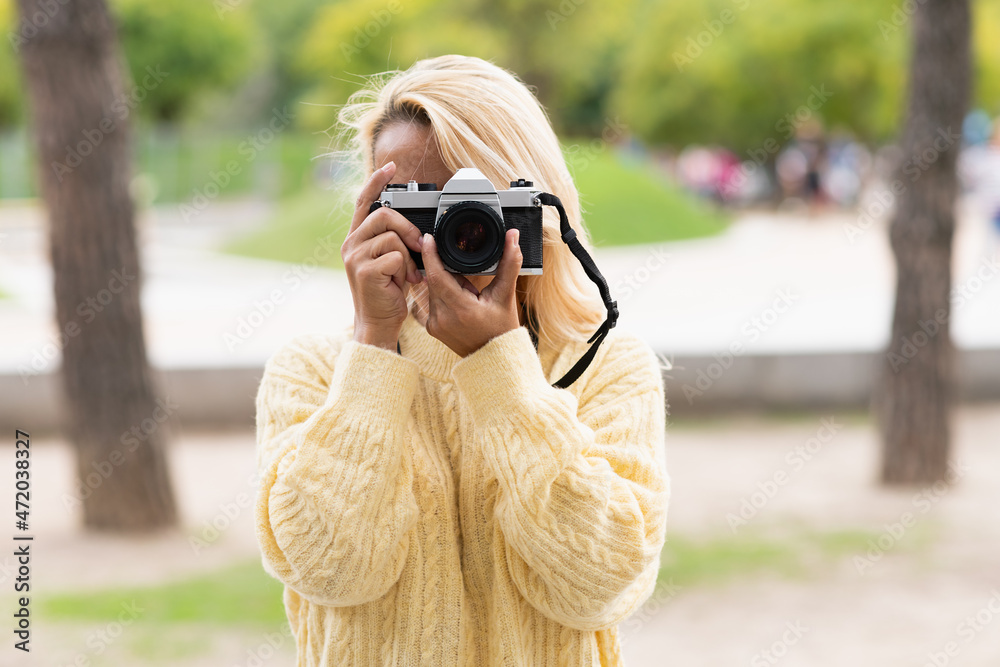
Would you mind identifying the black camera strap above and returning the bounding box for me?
[536,193,619,388]
[385,193,619,389]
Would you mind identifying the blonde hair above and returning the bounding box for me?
[336,54,605,350]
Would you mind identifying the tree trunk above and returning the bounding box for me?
[16,0,177,530]
[873,0,971,485]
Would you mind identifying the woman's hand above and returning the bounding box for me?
[420,228,523,357]
[342,161,424,351]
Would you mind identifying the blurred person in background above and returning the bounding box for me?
[252,55,670,666]
[960,113,1000,259]
[774,120,830,214]
[775,141,809,207]
[799,120,829,214]
[983,121,1000,257]
[823,133,871,209]
[676,144,723,201]
[675,145,741,205]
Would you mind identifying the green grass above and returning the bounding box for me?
[571,149,728,246]
[37,559,288,663]
[656,528,885,589]
[220,147,729,265]
[38,527,890,630]
[38,558,286,627]
[33,525,926,660]
[223,184,350,267]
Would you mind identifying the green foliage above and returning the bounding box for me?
[111,0,258,121]
[246,0,330,111]
[294,0,641,135]
[441,0,644,135]
[106,0,1000,141]
[294,0,495,130]
[974,0,1000,114]
[0,0,23,126]
[133,127,321,203]
[615,0,1000,153]
[5,0,1000,163]
[614,0,906,153]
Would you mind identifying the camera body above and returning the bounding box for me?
[374,168,544,275]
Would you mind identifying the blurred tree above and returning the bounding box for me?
[873,0,971,484]
[16,0,178,530]
[110,0,255,121]
[0,0,24,126]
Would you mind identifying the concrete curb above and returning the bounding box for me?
[4,348,999,434]
[663,347,1000,414]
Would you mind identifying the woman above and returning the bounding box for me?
[254,54,670,666]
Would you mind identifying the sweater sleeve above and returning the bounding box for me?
[450,326,669,632]
[253,334,421,608]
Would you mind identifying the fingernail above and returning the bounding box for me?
[423,233,432,248]
[381,161,395,173]
[512,229,520,244]
[417,234,424,250]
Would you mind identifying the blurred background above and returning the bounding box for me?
[1,0,999,664]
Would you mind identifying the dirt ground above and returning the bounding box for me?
[16,402,1000,666]
[622,402,1000,667]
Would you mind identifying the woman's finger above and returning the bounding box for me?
[368,250,409,292]
[421,233,462,299]
[360,230,421,283]
[352,205,424,254]
[482,229,521,302]
[349,161,396,235]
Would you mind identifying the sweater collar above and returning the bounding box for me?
[397,312,463,382]
[396,307,564,385]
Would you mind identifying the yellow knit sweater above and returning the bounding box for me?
[254,311,670,666]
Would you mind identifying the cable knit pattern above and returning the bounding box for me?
[440,381,463,487]
[379,589,396,662]
[254,312,670,665]
[413,441,443,666]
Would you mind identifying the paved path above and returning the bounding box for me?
[21,402,1000,666]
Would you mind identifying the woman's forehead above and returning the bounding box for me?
[373,121,454,188]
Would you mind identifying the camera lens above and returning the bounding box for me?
[454,220,488,254]
[435,201,504,273]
